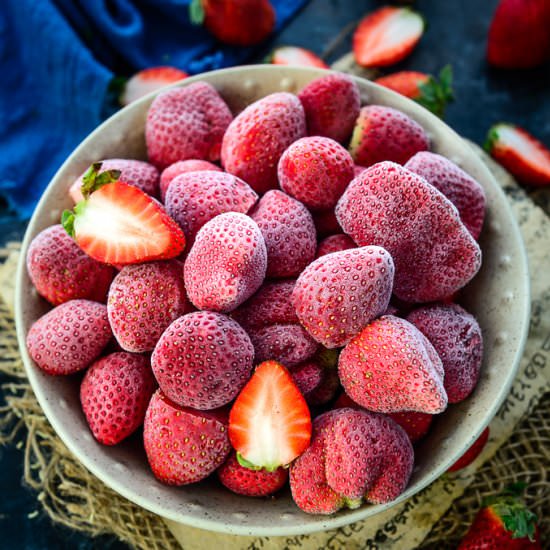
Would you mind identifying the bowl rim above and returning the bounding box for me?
[15,64,530,536]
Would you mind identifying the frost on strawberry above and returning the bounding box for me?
[316,234,356,258]
[159,159,222,201]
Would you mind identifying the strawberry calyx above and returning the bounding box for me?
[80,162,121,199]
[236,452,267,472]
[189,0,205,25]
[415,65,454,118]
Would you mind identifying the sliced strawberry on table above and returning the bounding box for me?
[62,162,185,265]
[120,66,188,106]
[269,46,329,68]
[229,360,312,471]
[485,123,550,187]
[353,6,425,67]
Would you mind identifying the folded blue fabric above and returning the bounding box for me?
[0,0,307,219]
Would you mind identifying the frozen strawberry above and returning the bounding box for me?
[159,159,222,201]
[120,66,188,106]
[387,410,433,443]
[231,279,297,330]
[165,170,258,245]
[107,261,190,353]
[338,315,447,414]
[146,82,233,169]
[353,6,424,67]
[27,224,115,306]
[151,311,254,410]
[448,426,490,472]
[80,352,156,445]
[26,300,112,376]
[217,451,288,497]
[269,46,329,68]
[349,105,430,167]
[316,234,356,258]
[289,408,413,514]
[229,360,312,470]
[354,165,368,177]
[184,212,267,312]
[407,303,483,403]
[62,164,186,265]
[250,190,316,278]
[278,136,355,210]
[298,73,360,144]
[221,92,306,194]
[292,246,394,348]
[405,152,486,239]
[312,208,342,238]
[336,162,482,303]
[293,361,340,407]
[143,390,231,485]
[70,159,160,203]
[248,323,319,368]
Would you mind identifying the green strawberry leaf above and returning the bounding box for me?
[61,209,76,238]
[483,125,502,153]
[416,64,454,119]
[80,162,121,199]
[236,452,263,471]
[189,0,205,25]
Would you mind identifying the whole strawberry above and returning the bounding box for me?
[184,212,267,312]
[298,73,360,144]
[27,224,115,306]
[26,300,112,375]
[312,208,342,238]
[278,136,355,211]
[107,260,191,353]
[316,234,356,258]
[143,390,231,485]
[349,105,429,167]
[249,190,316,278]
[217,452,288,497]
[159,159,222,202]
[146,82,233,169]
[221,92,306,194]
[80,352,156,445]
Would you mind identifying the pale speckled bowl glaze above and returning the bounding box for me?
[15,65,529,536]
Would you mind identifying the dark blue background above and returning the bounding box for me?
[1,0,549,548]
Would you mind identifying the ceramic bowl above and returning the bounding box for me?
[15,65,529,536]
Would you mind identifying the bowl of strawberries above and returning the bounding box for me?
[15,65,529,535]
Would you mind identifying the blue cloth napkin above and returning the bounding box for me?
[0,0,307,219]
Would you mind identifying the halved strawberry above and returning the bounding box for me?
[353,7,425,67]
[269,46,329,68]
[229,360,312,471]
[485,124,550,187]
[62,163,185,264]
[120,66,188,106]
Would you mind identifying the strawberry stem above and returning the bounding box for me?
[416,64,454,118]
[80,162,121,199]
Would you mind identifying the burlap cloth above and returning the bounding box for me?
[1,144,549,549]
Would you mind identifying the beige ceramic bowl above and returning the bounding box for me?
[15,65,529,536]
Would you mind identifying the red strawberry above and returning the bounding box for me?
[487,0,550,69]
[336,162,482,303]
[190,0,275,46]
[316,234,356,258]
[485,124,550,187]
[159,159,221,202]
[457,484,541,549]
[312,208,342,238]
[70,159,160,203]
[248,323,319,368]
[338,315,447,414]
[298,73,360,144]
[80,352,156,445]
[289,408,414,514]
[221,92,306,194]
[107,261,191,353]
[375,66,454,118]
[448,426,490,472]
[349,105,430,167]
[146,82,233,168]
[405,151,487,239]
[26,224,115,306]
[120,66,188,106]
[296,361,341,407]
[143,390,231,485]
[407,303,483,403]
[353,7,425,67]
[249,190,316,278]
[217,451,288,497]
[151,311,254,410]
[278,136,355,210]
[229,360,312,470]
[62,163,185,265]
[353,164,368,177]
[184,212,267,312]
[165,170,258,245]
[292,246,395,348]
[231,279,298,330]
[269,46,329,68]
[26,299,112,376]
